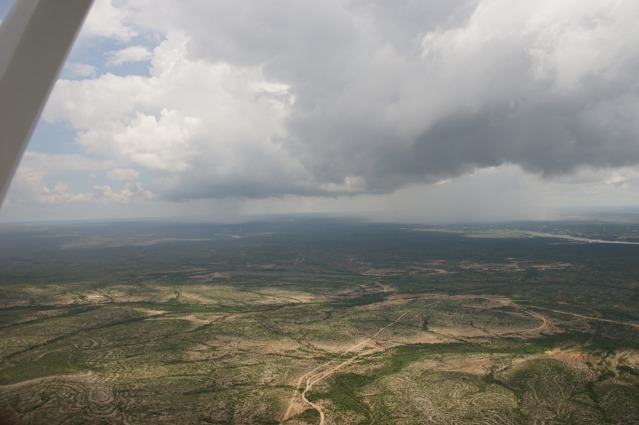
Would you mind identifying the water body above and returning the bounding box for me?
[521,231,639,246]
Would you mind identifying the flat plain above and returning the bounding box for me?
[0,219,638,424]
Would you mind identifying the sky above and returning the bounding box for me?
[1,0,639,223]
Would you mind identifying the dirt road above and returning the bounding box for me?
[530,306,639,329]
[281,311,410,424]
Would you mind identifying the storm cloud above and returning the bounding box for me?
[38,0,639,202]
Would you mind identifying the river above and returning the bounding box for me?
[521,231,639,245]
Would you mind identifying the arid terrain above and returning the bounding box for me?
[0,220,638,424]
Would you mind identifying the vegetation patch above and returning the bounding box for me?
[0,351,79,385]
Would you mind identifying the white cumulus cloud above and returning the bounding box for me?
[81,0,137,41]
[106,45,152,66]
[44,32,307,200]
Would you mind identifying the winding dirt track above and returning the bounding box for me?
[281,311,409,424]
[279,294,585,424]
[529,306,639,329]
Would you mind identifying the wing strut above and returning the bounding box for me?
[0,0,93,205]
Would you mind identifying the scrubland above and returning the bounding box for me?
[0,220,637,424]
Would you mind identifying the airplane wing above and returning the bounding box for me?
[0,0,93,205]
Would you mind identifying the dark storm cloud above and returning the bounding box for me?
[53,0,639,202]
[153,0,639,198]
